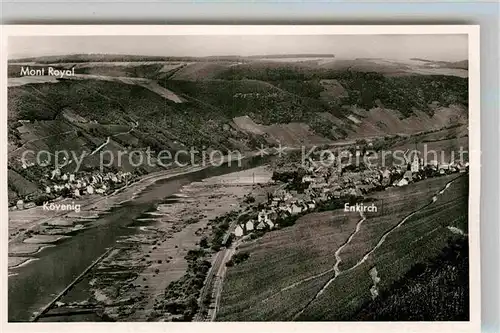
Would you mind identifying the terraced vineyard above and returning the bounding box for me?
[217,174,468,321]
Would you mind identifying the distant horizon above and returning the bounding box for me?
[8,35,468,62]
[8,52,467,63]
[9,52,339,61]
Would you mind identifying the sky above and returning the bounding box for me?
[8,34,468,61]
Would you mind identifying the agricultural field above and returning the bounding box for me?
[351,237,469,321]
[216,210,363,321]
[337,174,464,270]
[298,175,468,320]
[217,174,469,321]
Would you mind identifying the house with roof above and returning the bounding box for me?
[279,204,292,214]
[24,202,36,209]
[266,220,275,229]
[301,203,309,212]
[439,164,450,172]
[302,175,314,183]
[291,203,303,215]
[16,200,24,210]
[271,198,281,207]
[347,187,360,197]
[257,210,268,223]
[428,160,439,168]
[319,193,329,201]
[282,191,293,201]
[246,220,255,231]
[403,170,413,182]
[410,155,420,172]
[258,209,277,225]
[256,221,267,230]
[396,178,409,187]
[234,225,244,237]
[51,168,61,179]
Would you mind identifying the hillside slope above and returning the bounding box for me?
[7,58,468,203]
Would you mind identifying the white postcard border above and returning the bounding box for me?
[1,25,481,333]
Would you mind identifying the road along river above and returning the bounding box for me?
[8,155,270,322]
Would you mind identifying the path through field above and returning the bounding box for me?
[276,211,367,295]
[291,176,460,319]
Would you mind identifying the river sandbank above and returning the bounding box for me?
[78,166,273,321]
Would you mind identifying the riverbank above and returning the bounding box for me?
[9,153,276,322]
[8,152,249,275]
[34,165,273,321]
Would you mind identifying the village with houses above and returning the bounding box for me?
[230,145,469,239]
[10,163,134,211]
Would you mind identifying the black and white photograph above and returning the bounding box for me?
[3,26,480,330]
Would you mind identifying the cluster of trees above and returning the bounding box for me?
[369,135,404,152]
[216,63,314,81]
[161,79,330,126]
[271,169,310,193]
[243,194,256,204]
[10,79,243,157]
[316,195,362,212]
[211,220,229,251]
[275,213,300,228]
[271,169,305,183]
[209,211,239,251]
[270,80,325,99]
[214,64,467,119]
[226,251,250,267]
[156,252,211,321]
[308,115,348,140]
[334,72,468,117]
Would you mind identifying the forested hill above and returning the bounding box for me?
[7,57,468,202]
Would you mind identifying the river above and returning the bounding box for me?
[8,155,269,322]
